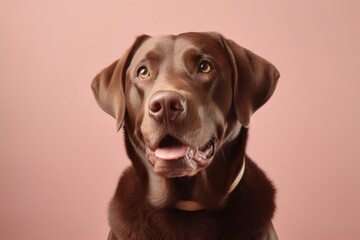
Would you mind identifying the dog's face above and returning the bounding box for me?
[92,32,279,179]
[126,33,236,178]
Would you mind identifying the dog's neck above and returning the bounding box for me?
[174,157,246,211]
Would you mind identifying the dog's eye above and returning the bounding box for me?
[137,66,150,79]
[198,61,213,73]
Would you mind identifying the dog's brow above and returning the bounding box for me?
[145,51,163,63]
[183,48,214,63]
[182,48,200,60]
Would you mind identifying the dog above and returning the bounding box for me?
[92,32,280,240]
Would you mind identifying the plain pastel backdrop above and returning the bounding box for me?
[1,0,359,239]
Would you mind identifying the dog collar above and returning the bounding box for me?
[174,158,246,211]
[174,200,204,211]
[227,157,246,194]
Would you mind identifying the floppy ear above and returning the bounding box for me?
[223,38,280,128]
[91,35,149,131]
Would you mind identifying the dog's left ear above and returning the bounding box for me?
[91,35,149,131]
[223,38,280,128]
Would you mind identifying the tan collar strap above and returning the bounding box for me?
[174,200,204,211]
[227,157,246,194]
[174,158,246,211]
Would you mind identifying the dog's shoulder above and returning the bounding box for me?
[221,157,276,239]
[108,167,150,239]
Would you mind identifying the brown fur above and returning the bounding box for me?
[92,32,280,240]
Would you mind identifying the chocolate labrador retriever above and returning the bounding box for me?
[92,32,280,240]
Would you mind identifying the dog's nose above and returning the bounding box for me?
[148,91,186,122]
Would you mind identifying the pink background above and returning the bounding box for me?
[1,0,359,239]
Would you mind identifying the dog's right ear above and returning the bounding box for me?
[91,35,149,131]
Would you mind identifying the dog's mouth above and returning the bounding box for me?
[145,135,216,178]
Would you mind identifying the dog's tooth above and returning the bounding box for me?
[185,156,197,168]
[186,148,194,158]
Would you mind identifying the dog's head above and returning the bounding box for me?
[92,32,279,179]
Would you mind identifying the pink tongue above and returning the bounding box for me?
[154,145,188,160]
